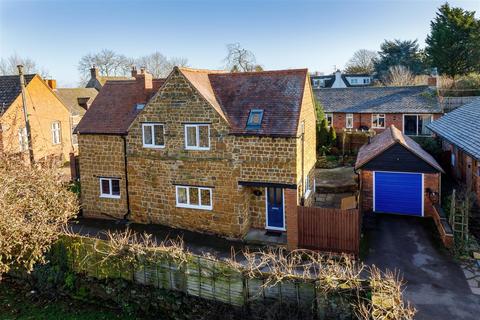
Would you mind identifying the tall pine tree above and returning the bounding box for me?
[426,3,480,77]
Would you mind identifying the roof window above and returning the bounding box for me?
[246,109,264,130]
[136,103,145,110]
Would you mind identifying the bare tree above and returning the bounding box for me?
[344,49,377,74]
[385,65,415,86]
[136,52,189,78]
[78,49,132,79]
[0,53,50,78]
[0,155,78,278]
[223,43,262,72]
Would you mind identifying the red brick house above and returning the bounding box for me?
[428,99,480,204]
[355,125,444,218]
[315,85,443,136]
[75,67,316,245]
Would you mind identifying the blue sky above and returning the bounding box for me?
[1,0,479,86]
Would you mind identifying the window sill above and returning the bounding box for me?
[176,203,212,211]
[143,144,165,149]
[185,147,210,151]
[100,194,121,199]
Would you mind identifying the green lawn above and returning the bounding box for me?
[0,279,135,320]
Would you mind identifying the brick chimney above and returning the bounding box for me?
[90,65,99,79]
[45,79,57,90]
[134,67,152,89]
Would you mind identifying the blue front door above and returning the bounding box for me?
[267,187,285,230]
[374,172,423,216]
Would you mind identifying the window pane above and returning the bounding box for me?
[268,187,274,203]
[111,180,120,196]
[186,126,197,147]
[275,188,282,205]
[177,187,188,204]
[189,187,199,205]
[404,116,417,135]
[200,189,211,206]
[420,115,432,135]
[143,125,153,144]
[199,125,209,148]
[154,125,164,146]
[101,179,110,195]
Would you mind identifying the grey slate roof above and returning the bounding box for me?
[0,74,36,113]
[427,98,480,160]
[315,86,442,113]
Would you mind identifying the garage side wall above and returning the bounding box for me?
[360,170,440,217]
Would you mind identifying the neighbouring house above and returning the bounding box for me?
[428,98,480,203]
[311,70,373,89]
[0,73,73,161]
[75,67,316,245]
[86,66,134,91]
[55,87,98,150]
[315,83,443,136]
[355,125,444,218]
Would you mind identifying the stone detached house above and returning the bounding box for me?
[75,67,316,241]
[0,73,73,161]
[428,98,480,203]
[315,82,443,135]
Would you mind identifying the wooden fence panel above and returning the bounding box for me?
[298,207,360,255]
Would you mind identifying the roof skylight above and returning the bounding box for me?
[246,109,264,129]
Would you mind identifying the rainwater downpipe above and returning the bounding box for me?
[122,135,131,221]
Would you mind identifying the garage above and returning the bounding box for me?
[355,125,444,218]
[374,172,423,216]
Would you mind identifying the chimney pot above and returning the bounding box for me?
[140,67,146,75]
[131,66,137,77]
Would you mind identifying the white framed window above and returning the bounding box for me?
[142,123,165,148]
[346,113,353,129]
[175,185,213,210]
[364,78,371,84]
[350,78,358,84]
[18,127,28,151]
[184,124,210,150]
[325,113,333,127]
[99,178,120,199]
[372,114,385,128]
[51,121,61,145]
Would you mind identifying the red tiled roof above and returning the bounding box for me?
[207,69,308,136]
[355,125,444,172]
[75,78,165,135]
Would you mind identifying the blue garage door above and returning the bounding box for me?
[374,172,423,216]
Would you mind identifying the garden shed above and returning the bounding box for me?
[355,125,444,217]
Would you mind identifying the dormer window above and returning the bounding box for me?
[246,109,264,129]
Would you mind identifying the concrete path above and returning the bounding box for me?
[364,215,480,320]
